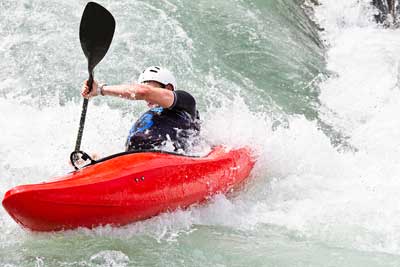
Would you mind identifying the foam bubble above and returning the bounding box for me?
[90,250,130,267]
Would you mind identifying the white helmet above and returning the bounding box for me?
[137,66,177,90]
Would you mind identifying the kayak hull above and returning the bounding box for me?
[2,146,254,231]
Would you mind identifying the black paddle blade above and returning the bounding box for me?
[80,2,115,71]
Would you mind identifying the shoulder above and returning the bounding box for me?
[174,90,196,104]
[169,90,197,118]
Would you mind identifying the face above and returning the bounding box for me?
[143,81,164,88]
[142,81,173,108]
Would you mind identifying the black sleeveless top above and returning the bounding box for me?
[125,90,200,151]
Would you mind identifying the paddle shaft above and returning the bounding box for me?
[74,71,93,152]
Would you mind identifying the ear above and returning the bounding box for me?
[165,84,174,91]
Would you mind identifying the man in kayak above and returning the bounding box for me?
[81,66,200,152]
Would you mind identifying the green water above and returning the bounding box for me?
[2,224,400,266]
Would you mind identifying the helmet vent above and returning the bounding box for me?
[150,69,158,73]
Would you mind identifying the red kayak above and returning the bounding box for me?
[2,146,254,231]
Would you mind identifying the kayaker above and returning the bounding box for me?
[81,66,200,152]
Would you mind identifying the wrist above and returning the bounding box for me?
[99,84,107,96]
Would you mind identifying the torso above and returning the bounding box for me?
[126,90,200,152]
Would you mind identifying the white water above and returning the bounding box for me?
[302,0,400,254]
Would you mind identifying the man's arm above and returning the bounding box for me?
[81,80,174,108]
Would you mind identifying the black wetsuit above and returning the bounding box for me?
[126,90,200,152]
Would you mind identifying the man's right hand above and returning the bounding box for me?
[81,80,99,99]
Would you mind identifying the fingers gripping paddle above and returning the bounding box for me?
[72,2,115,166]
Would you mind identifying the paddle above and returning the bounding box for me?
[71,2,115,165]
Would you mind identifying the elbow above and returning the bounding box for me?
[161,89,175,108]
